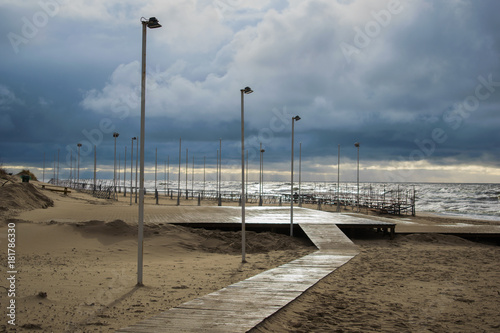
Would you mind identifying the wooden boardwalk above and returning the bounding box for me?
[117,251,356,332]
[117,209,371,333]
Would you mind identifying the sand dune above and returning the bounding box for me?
[0,182,53,212]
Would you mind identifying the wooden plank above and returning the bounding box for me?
[300,223,360,252]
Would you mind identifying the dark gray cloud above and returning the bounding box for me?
[1,0,500,182]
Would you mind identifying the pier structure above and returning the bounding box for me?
[51,179,416,216]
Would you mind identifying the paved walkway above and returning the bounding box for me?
[19,202,392,227]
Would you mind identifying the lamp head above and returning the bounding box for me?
[77,143,82,147]
[113,132,120,138]
[146,17,162,29]
[242,86,253,94]
[354,142,360,147]
[132,137,137,140]
[260,149,265,153]
[293,115,301,121]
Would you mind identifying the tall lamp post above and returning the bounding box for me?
[93,145,97,192]
[219,139,222,203]
[77,143,82,188]
[165,155,170,196]
[240,86,253,263]
[138,16,162,286]
[355,142,360,213]
[135,137,139,204]
[246,150,249,200]
[42,152,45,183]
[69,151,72,188]
[130,137,136,205]
[259,144,265,206]
[155,147,158,204]
[298,142,302,207]
[290,115,300,237]
[113,132,119,199]
[177,137,181,206]
[123,147,127,196]
[118,152,121,194]
[185,148,188,199]
[337,144,341,212]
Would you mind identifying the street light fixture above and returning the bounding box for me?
[290,115,300,237]
[241,86,253,263]
[77,143,82,188]
[137,16,162,286]
[113,132,119,199]
[354,142,360,213]
[146,17,161,29]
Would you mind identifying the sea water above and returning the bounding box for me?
[412,183,500,221]
[71,177,500,222]
[147,180,500,222]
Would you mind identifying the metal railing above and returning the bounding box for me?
[54,179,415,215]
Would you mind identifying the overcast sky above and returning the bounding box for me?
[1,0,500,183]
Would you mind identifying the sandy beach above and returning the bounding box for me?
[1,176,499,332]
[251,234,500,332]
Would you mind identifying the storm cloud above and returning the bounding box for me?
[1,0,499,182]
